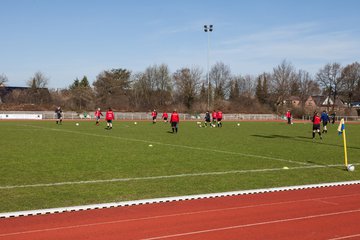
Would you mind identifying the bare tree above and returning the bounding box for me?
[239,74,256,97]
[271,60,296,113]
[340,62,360,108]
[130,64,172,110]
[131,70,156,110]
[27,71,49,88]
[210,62,231,101]
[173,67,202,110]
[154,64,172,107]
[0,73,8,85]
[316,63,343,112]
[26,71,51,104]
[255,73,271,105]
[296,70,320,113]
[129,72,148,110]
[228,78,240,102]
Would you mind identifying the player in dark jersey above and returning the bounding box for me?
[321,110,330,133]
[204,111,211,127]
[55,106,63,125]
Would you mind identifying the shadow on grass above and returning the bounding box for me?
[251,134,360,151]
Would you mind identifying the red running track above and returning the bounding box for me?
[1,184,360,240]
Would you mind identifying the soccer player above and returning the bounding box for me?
[105,107,115,129]
[170,109,179,133]
[204,110,211,127]
[211,110,217,127]
[55,106,63,125]
[94,108,103,126]
[162,111,168,123]
[217,110,223,127]
[321,110,330,133]
[312,111,322,140]
[151,109,158,124]
[286,109,292,124]
[330,112,336,124]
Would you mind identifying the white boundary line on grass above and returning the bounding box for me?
[22,124,312,166]
[0,164,354,190]
[1,180,360,219]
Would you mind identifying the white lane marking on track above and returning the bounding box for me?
[22,124,312,166]
[140,209,360,240]
[0,164,346,190]
[1,193,360,237]
[328,234,360,240]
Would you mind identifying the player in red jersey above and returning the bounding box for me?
[162,111,168,123]
[312,111,322,140]
[286,110,292,124]
[94,108,103,126]
[217,110,223,127]
[211,110,217,127]
[151,109,158,124]
[170,110,179,133]
[105,107,115,130]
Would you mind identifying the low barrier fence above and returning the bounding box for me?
[0,111,359,121]
[0,111,280,121]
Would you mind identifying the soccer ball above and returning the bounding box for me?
[237,123,240,126]
[347,164,355,172]
[134,122,137,125]
[76,123,79,126]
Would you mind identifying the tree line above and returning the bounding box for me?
[1,60,360,116]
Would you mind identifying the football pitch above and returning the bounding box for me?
[1,120,359,213]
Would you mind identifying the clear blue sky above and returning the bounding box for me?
[1,0,359,88]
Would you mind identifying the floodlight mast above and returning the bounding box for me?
[203,25,213,110]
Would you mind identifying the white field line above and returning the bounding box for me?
[1,181,360,219]
[0,164,353,190]
[22,124,312,166]
[140,209,360,240]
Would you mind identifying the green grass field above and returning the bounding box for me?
[1,120,359,213]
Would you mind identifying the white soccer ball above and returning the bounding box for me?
[237,123,240,126]
[134,122,137,125]
[76,123,79,126]
[347,164,355,172]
